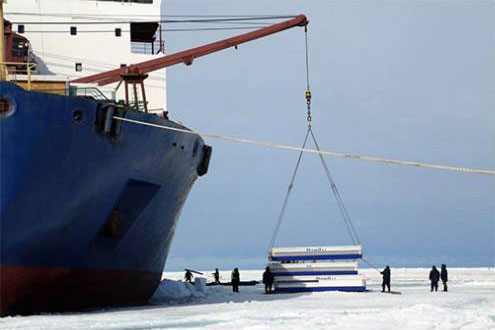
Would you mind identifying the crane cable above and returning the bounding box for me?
[267,129,310,253]
[304,26,378,271]
[268,25,361,252]
[267,26,313,253]
[10,15,297,25]
[304,25,312,124]
[309,127,361,245]
[304,25,361,245]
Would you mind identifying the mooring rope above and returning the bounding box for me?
[113,116,495,176]
[361,257,382,273]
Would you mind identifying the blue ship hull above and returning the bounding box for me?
[0,83,211,315]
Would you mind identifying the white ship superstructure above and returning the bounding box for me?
[4,0,167,112]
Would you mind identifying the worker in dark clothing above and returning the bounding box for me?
[231,267,240,293]
[380,266,391,293]
[184,269,193,283]
[213,268,220,284]
[429,265,440,292]
[262,267,275,294]
[440,264,448,292]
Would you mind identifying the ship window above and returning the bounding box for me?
[17,25,25,34]
[75,63,82,72]
[130,22,163,54]
[70,26,77,35]
[12,38,28,58]
[115,28,122,37]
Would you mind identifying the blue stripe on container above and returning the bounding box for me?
[271,254,362,261]
[272,271,358,276]
[275,286,366,293]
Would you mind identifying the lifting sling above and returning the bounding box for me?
[268,26,361,252]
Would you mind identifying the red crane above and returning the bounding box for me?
[72,14,308,112]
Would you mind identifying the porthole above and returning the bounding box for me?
[0,99,10,115]
[73,110,83,122]
[0,96,17,118]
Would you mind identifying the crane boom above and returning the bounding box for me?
[72,14,308,86]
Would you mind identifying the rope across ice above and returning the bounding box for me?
[113,116,495,177]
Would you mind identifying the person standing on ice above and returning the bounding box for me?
[263,267,275,294]
[213,268,220,284]
[440,264,448,292]
[231,268,240,293]
[429,266,440,292]
[184,270,193,283]
[380,266,391,292]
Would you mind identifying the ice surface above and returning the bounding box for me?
[0,268,493,330]
[149,277,207,303]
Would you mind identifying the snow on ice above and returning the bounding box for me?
[150,278,207,303]
[0,268,493,330]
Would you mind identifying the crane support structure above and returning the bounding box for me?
[72,14,308,86]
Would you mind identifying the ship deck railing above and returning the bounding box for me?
[1,62,37,90]
[69,86,111,102]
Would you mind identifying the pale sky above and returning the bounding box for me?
[161,1,494,270]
